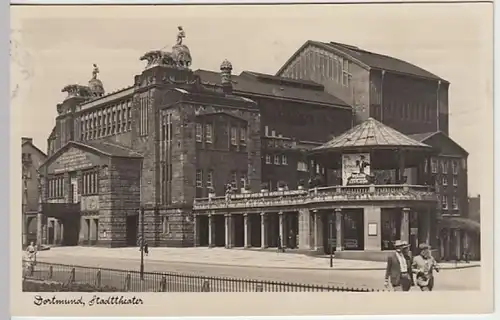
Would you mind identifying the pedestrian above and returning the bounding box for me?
[25,241,37,276]
[144,241,149,256]
[384,240,414,291]
[412,243,440,291]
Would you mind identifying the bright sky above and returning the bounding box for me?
[11,3,492,196]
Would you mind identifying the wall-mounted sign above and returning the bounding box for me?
[368,223,378,236]
[342,153,371,186]
[50,147,98,174]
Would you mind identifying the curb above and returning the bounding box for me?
[38,254,481,272]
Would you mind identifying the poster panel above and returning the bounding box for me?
[341,153,371,186]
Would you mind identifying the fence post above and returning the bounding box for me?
[201,280,210,292]
[124,273,131,291]
[160,276,167,292]
[96,269,102,288]
[255,283,263,292]
[70,268,75,283]
[48,266,53,279]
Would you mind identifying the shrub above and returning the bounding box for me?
[23,279,120,292]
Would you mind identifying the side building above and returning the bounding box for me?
[21,137,47,247]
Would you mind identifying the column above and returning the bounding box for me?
[208,214,214,248]
[445,229,451,259]
[193,215,199,247]
[278,212,285,248]
[54,219,60,245]
[313,211,323,251]
[36,212,43,248]
[244,213,251,248]
[22,216,27,247]
[260,212,268,248]
[423,210,431,245]
[298,208,311,250]
[335,208,343,251]
[225,214,233,248]
[455,229,461,259]
[400,208,410,243]
[60,222,64,245]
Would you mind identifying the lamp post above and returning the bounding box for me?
[140,207,145,280]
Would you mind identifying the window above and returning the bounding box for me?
[274,156,280,165]
[206,170,213,189]
[230,127,237,145]
[442,176,448,186]
[139,97,149,136]
[441,160,448,174]
[297,161,308,172]
[342,59,351,87]
[239,127,247,145]
[265,154,271,164]
[240,173,247,189]
[205,123,213,143]
[452,160,459,174]
[82,170,98,195]
[453,176,458,186]
[431,158,438,173]
[281,154,288,165]
[442,195,448,210]
[48,175,65,199]
[195,123,202,142]
[230,171,237,189]
[423,159,428,173]
[195,170,203,188]
[162,216,169,234]
[452,197,459,210]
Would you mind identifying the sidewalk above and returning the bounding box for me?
[37,246,481,271]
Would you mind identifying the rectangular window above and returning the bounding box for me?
[239,127,247,145]
[442,176,448,186]
[195,123,202,142]
[206,170,213,189]
[281,154,288,165]
[230,127,237,145]
[139,97,149,136]
[231,171,237,189]
[205,123,213,143]
[342,59,351,87]
[265,154,271,164]
[452,160,459,174]
[452,197,459,210]
[431,158,438,173]
[453,176,458,186]
[195,169,203,188]
[240,173,247,189]
[274,156,280,165]
[442,195,448,210]
[297,161,308,172]
[441,160,448,174]
[82,170,98,195]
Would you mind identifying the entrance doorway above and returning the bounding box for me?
[197,215,209,246]
[126,215,139,246]
[48,220,55,245]
[233,215,244,247]
[343,209,364,250]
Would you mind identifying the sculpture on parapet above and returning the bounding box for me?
[140,26,192,70]
[92,63,99,80]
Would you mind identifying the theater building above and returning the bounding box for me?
[192,117,439,261]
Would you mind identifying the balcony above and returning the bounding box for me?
[193,184,437,212]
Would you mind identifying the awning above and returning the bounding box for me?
[439,217,480,233]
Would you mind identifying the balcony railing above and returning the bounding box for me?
[193,184,437,211]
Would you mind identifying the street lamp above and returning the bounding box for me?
[140,207,145,280]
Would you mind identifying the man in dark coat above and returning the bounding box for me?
[384,240,414,291]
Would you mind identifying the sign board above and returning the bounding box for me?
[48,147,100,174]
[368,223,378,236]
[342,153,371,186]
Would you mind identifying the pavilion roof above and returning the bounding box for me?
[313,117,432,153]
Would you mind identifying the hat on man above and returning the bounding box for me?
[419,243,430,250]
[393,240,409,248]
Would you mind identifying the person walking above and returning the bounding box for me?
[384,240,414,291]
[144,241,149,257]
[412,243,440,291]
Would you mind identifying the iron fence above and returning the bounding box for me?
[23,260,383,292]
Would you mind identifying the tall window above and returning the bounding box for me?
[441,160,448,174]
[230,171,237,189]
[240,173,247,189]
[281,154,288,165]
[139,96,149,136]
[442,176,448,186]
[297,161,308,172]
[82,170,98,195]
[205,123,213,143]
[206,170,214,189]
[230,127,237,145]
[195,123,202,142]
[431,158,438,173]
[342,59,350,87]
[452,196,459,210]
[195,170,203,188]
[265,154,271,164]
[239,127,247,145]
[274,155,280,165]
[442,195,448,210]
[452,160,459,174]
[453,176,458,186]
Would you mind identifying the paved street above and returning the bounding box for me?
[30,247,481,291]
